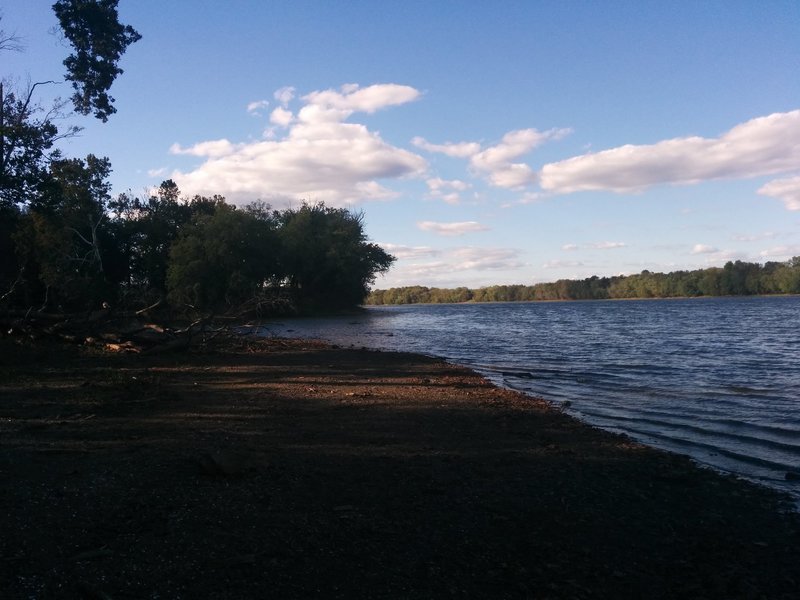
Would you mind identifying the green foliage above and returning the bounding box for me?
[13,155,115,310]
[0,83,79,209]
[366,259,800,305]
[53,0,142,122]
[107,181,222,293]
[166,204,278,311]
[276,203,394,310]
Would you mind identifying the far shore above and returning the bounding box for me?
[365,292,800,307]
[2,335,799,598]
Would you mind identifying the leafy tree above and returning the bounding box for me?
[277,203,394,310]
[15,155,115,310]
[108,181,225,295]
[29,154,113,309]
[0,83,79,209]
[1,2,139,311]
[166,204,278,311]
[53,0,142,122]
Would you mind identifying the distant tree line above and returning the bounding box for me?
[1,3,393,319]
[367,259,800,305]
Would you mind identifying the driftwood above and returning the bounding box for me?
[0,307,221,354]
[1,293,296,354]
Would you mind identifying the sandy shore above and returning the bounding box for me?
[2,335,799,599]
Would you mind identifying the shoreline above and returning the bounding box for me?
[2,336,800,598]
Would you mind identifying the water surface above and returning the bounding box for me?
[260,296,800,503]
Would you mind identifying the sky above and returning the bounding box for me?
[3,0,800,288]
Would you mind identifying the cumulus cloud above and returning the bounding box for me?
[540,110,800,195]
[471,128,568,189]
[299,83,421,123]
[247,99,269,115]
[170,83,427,205]
[415,127,569,190]
[411,137,481,158]
[147,167,167,178]
[170,139,235,158]
[274,86,296,106]
[270,107,294,127]
[758,175,800,211]
[426,177,471,204]
[417,221,490,236]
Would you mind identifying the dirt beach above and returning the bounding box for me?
[1,335,799,599]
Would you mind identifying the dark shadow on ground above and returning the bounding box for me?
[2,338,799,598]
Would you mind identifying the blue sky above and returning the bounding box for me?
[4,1,800,288]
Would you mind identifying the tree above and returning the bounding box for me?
[107,181,224,295]
[277,203,394,310]
[166,204,279,311]
[53,0,142,122]
[0,83,79,209]
[1,2,139,311]
[14,155,115,310]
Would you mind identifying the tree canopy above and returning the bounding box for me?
[53,0,142,122]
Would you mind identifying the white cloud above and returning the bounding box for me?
[170,139,235,158]
[470,128,570,190]
[170,83,427,205]
[247,99,269,115]
[759,245,800,259]
[417,221,490,236]
[691,244,718,254]
[412,137,481,158]
[591,241,627,250]
[299,83,420,123]
[378,243,441,260]
[274,86,296,106]
[758,175,800,211]
[379,246,524,286]
[270,107,294,127]
[449,247,522,270]
[540,110,800,194]
[692,249,746,264]
[427,177,470,192]
[425,177,471,204]
[147,167,167,178]
[562,243,579,251]
[415,127,569,190]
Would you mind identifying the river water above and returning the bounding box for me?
[258,296,800,504]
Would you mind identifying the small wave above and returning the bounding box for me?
[582,415,799,474]
[579,409,800,456]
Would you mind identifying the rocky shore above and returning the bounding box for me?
[2,336,799,598]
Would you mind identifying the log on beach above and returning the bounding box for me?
[1,336,799,599]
